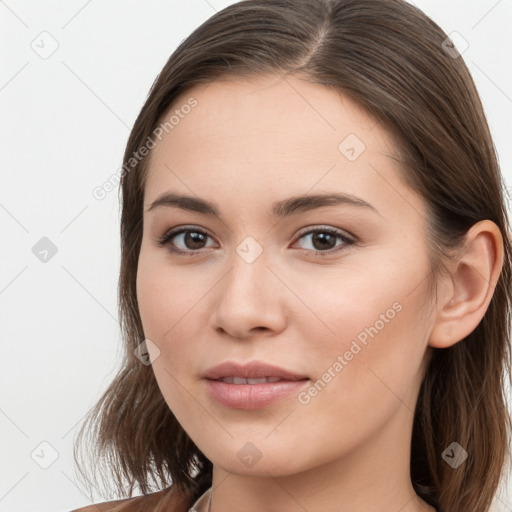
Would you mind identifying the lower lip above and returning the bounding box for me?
[204,379,310,409]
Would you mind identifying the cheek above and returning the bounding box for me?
[300,253,427,348]
[136,285,196,428]
[136,249,206,344]
[297,254,432,405]
[136,252,209,406]
[287,296,429,464]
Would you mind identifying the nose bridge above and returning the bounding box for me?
[213,239,285,337]
[224,242,273,312]
[230,243,268,297]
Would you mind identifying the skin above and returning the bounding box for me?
[136,74,503,512]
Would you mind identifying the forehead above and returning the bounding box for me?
[146,76,395,179]
[154,75,387,157]
[142,74,426,224]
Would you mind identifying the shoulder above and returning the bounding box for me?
[70,497,132,512]
[70,485,191,512]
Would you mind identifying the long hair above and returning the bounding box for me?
[74,1,512,510]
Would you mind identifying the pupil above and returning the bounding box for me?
[313,232,335,250]
[186,232,206,249]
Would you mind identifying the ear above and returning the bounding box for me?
[428,220,504,348]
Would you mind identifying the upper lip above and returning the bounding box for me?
[203,361,308,381]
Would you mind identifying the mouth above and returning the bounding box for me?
[202,360,310,409]
[217,376,285,384]
[203,360,309,381]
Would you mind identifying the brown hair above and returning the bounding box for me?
[74,1,512,510]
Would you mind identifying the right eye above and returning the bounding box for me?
[157,226,217,255]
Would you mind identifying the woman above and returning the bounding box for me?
[72,0,512,511]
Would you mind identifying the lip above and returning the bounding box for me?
[202,360,308,381]
[203,360,310,409]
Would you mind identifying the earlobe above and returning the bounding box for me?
[428,220,504,349]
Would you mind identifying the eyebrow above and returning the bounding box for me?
[146,192,380,218]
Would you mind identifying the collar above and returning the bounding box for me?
[187,487,212,512]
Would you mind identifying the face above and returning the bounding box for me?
[136,74,436,477]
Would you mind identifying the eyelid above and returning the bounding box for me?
[294,224,355,241]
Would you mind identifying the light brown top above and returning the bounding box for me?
[70,485,195,512]
[187,487,212,512]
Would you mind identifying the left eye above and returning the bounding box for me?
[293,227,354,254]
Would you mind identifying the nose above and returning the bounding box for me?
[211,248,287,340]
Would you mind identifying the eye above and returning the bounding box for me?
[292,226,355,256]
[157,225,356,257]
[157,226,216,255]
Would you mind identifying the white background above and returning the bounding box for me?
[1,1,511,511]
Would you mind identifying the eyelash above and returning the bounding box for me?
[156,225,356,258]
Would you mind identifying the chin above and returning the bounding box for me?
[200,438,322,478]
